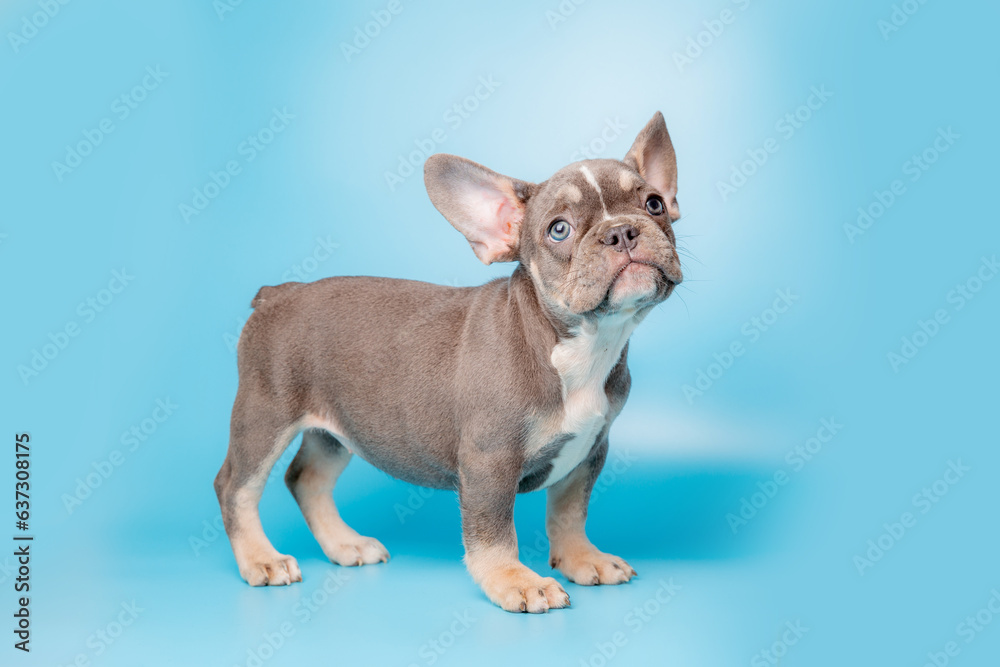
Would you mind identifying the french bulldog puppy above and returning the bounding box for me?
[214,112,683,612]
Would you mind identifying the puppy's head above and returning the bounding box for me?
[424,112,682,319]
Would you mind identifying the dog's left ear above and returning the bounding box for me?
[625,112,680,221]
[424,154,533,265]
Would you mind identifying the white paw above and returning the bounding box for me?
[240,553,303,587]
[324,536,389,566]
[481,567,571,613]
[551,548,636,586]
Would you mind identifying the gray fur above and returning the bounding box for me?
[519,433,576,493]
[214,112,684,611]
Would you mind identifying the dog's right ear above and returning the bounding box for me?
[424,154,533,265]
[625,112,680,221]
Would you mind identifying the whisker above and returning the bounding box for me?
[671,290,691,318]
[676,249,704,266]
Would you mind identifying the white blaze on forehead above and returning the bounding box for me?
[558,184,582,203]
[579,165,611,220]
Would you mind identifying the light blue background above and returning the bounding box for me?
[2,0,998,665]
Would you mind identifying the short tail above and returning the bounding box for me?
[251,282,304,308]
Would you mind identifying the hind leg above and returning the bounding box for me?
[285,429,389,566]
[214,394,303,586]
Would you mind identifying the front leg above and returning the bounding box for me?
[459,449,570,613]
[547,438,637,585]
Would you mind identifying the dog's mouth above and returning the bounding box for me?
[611,259,664,283]
[612,259,679,288]
[598,259,680,312]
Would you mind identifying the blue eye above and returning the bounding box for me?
[548,219,572,242]
[645,195,665,216]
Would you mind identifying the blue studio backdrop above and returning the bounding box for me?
[2,1,998,665]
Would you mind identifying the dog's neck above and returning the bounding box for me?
[506,264,642,388]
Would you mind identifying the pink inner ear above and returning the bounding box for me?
[646,162,671,196]
[461,182,523,261]
[637,147,676,199]
[494,198,518,237]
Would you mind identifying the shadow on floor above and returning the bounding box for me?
[263,457,791,565]
[110,452,795,569]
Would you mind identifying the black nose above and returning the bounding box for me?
[599,224,639,252]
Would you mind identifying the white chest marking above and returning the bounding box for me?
[579,165,612,221]
[539,312,640,488]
